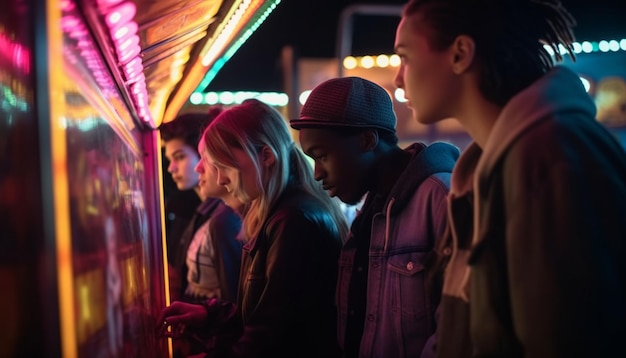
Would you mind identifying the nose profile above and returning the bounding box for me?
[194,160,203,174]
[393,66,404,91]
[313,164,325,182]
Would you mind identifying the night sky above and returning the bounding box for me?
[208,0,626,92]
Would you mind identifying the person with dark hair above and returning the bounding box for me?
[158,108,243,357]
[393,0,626,357]
[158,99,349,358]
[159,107,223,265]
[290,76,459,358]
[158,107,242,302]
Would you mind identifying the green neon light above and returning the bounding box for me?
[188,90,289,107]
[195,0,282,92]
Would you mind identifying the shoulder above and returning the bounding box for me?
[208,202,241,233]
[502,118,577,173]
[266,189,336,235]
[269,190,323,223]
[501,117,621,186]
[425,172,452,192]
[212,202,239,220]
[397,162,452,197]
[410,174,450,206]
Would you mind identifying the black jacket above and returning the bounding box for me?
[196,186,343,358]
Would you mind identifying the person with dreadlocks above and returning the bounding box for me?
[394,0,626,357]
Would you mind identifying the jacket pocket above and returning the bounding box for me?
[386,251,428,320]
[385,251,430,356]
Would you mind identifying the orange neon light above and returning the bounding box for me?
[51,0,78,356]
[162,0,264,123]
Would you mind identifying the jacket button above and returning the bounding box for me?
[367,314,375,321]
[406,261,414,271]
[443,247,452,256]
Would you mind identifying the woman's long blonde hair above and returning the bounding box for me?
[201,99,349,241]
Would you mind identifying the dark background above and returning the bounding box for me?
[208,0,626,92]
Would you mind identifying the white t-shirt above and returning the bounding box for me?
[185,219,221,299]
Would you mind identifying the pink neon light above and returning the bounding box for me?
[126,72,145,86]
[61,15,80,30]
[131,80,146,94]
[98,0,124,10]
[112,22,138,41]
[100,1,154,126]
[123,57,142,72]
[0,33,31,74]
[60,0,75,11]
[61,13,118,99]
[105,2,136,28]
[69,28,90,39]
[117,42,140,64]
[123,60,143,82]
[116,34,138,51]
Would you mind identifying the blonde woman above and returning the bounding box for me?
[159,99,349,358]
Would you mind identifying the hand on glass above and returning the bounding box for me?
[158,301,208,338]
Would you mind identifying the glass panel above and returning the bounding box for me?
[61,2,166,357]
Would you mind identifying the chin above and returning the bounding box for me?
[339,193,363,206]
[415,112,442,125]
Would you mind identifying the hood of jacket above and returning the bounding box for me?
[452,66,597,195]
[478,65,597,176]
[386,141,460,215]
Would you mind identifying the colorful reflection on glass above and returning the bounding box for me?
[0,0,38,356]
[61,2,165,357]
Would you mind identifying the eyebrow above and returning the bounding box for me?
[394,44,405,53]
[302,142,320,153]
[167,149,185,159]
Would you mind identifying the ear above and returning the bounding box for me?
[450,35,475,74]
[359,129,379,152]
[259,145,276,167]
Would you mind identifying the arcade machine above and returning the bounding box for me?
[0,0,281,356]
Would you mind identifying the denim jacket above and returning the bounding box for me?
[336,142,459,358]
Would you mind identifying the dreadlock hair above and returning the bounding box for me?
[158,106,223,152]
[402,0,577,106]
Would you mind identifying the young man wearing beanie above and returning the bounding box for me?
[290,76,459,358]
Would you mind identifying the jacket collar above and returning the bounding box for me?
[385,142,459,215]
[196,198,222,216]
[477,66,596,176]
[451,66,596,196]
